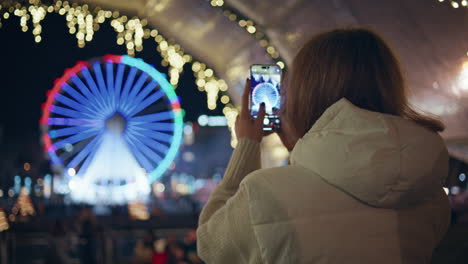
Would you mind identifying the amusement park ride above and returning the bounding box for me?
[40,55,184,204]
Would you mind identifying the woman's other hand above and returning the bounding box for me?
[235,79,266,143]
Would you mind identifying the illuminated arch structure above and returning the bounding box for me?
[0,0,290,175]
[0,0,287,146]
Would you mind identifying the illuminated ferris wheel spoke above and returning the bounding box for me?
[126,126,173,144]
[54,93,102,118]
[137,142,163,164]
[121,73,144,113]
[80,67,103,98]
[51,105,96,119]
[80,68,112,114]
[130,110,174,123]
[105,62,116,109]
[127,130,171,152]
[127,129,170,155]
[129,81,159,107]
[140,136,169,155]
[128,135,169,157]
[141,122,174,132]
[67,134,102,169]
[70,75,92,95]
[127,89,165,117]
[77,142,100,176]
[114,63,125,107]
[120,67,138,108]
[93,62,108,97]
[53,129,100,150]
[70,76,94,102]
[128,72,149,104]
[49,125,100,139]
[61,83,96,109]
[148,131,173,144]
[123,135,154,172]
[81,73,112,115]
[70,75,109,114]
[93,63,112,110]
[41,55,183,204]
[47,118,98,127]
[125,133,163,164]
[57,135,90,162]
[55,91,102,117]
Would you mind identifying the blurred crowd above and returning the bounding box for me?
[42,207,202,264]
[132,229,202,264]
[45,208,102,264]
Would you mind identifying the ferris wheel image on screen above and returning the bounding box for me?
[250,75,281,116]
[252,82,280,114]
[39,54,183,204]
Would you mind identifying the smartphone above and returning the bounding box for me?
[250,64,282,131]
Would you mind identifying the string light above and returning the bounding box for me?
[1,0,234,120]
[210,0,224,7]
[212,2,285,69]
[437,0,468,8]
[220,95,230,104]
[222,105,239,147]
[0,208,8,232]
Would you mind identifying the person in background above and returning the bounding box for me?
[79,207,97,264]
[45,219,75,264]
[133,230,155,264]
[197,28,450,263]
[152,238,169,264]
[182,230,202,264]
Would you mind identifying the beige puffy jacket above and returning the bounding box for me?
[197,98,450,263]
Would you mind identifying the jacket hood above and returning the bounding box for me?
[290,98,448,208]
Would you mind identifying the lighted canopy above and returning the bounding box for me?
[40,54,183,204]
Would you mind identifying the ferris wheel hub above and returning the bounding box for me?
[105,112,127,135]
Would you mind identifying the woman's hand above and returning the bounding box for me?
[235,79,266,143]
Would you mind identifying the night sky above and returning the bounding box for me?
[0,12,223,185]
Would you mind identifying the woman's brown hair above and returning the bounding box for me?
[285,28,444,137]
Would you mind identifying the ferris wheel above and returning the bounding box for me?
[252,82,280,112]
[40,54,183,204]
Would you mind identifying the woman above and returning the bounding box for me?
[197,28,450,263]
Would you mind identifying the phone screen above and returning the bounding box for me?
[250,64,282,131]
